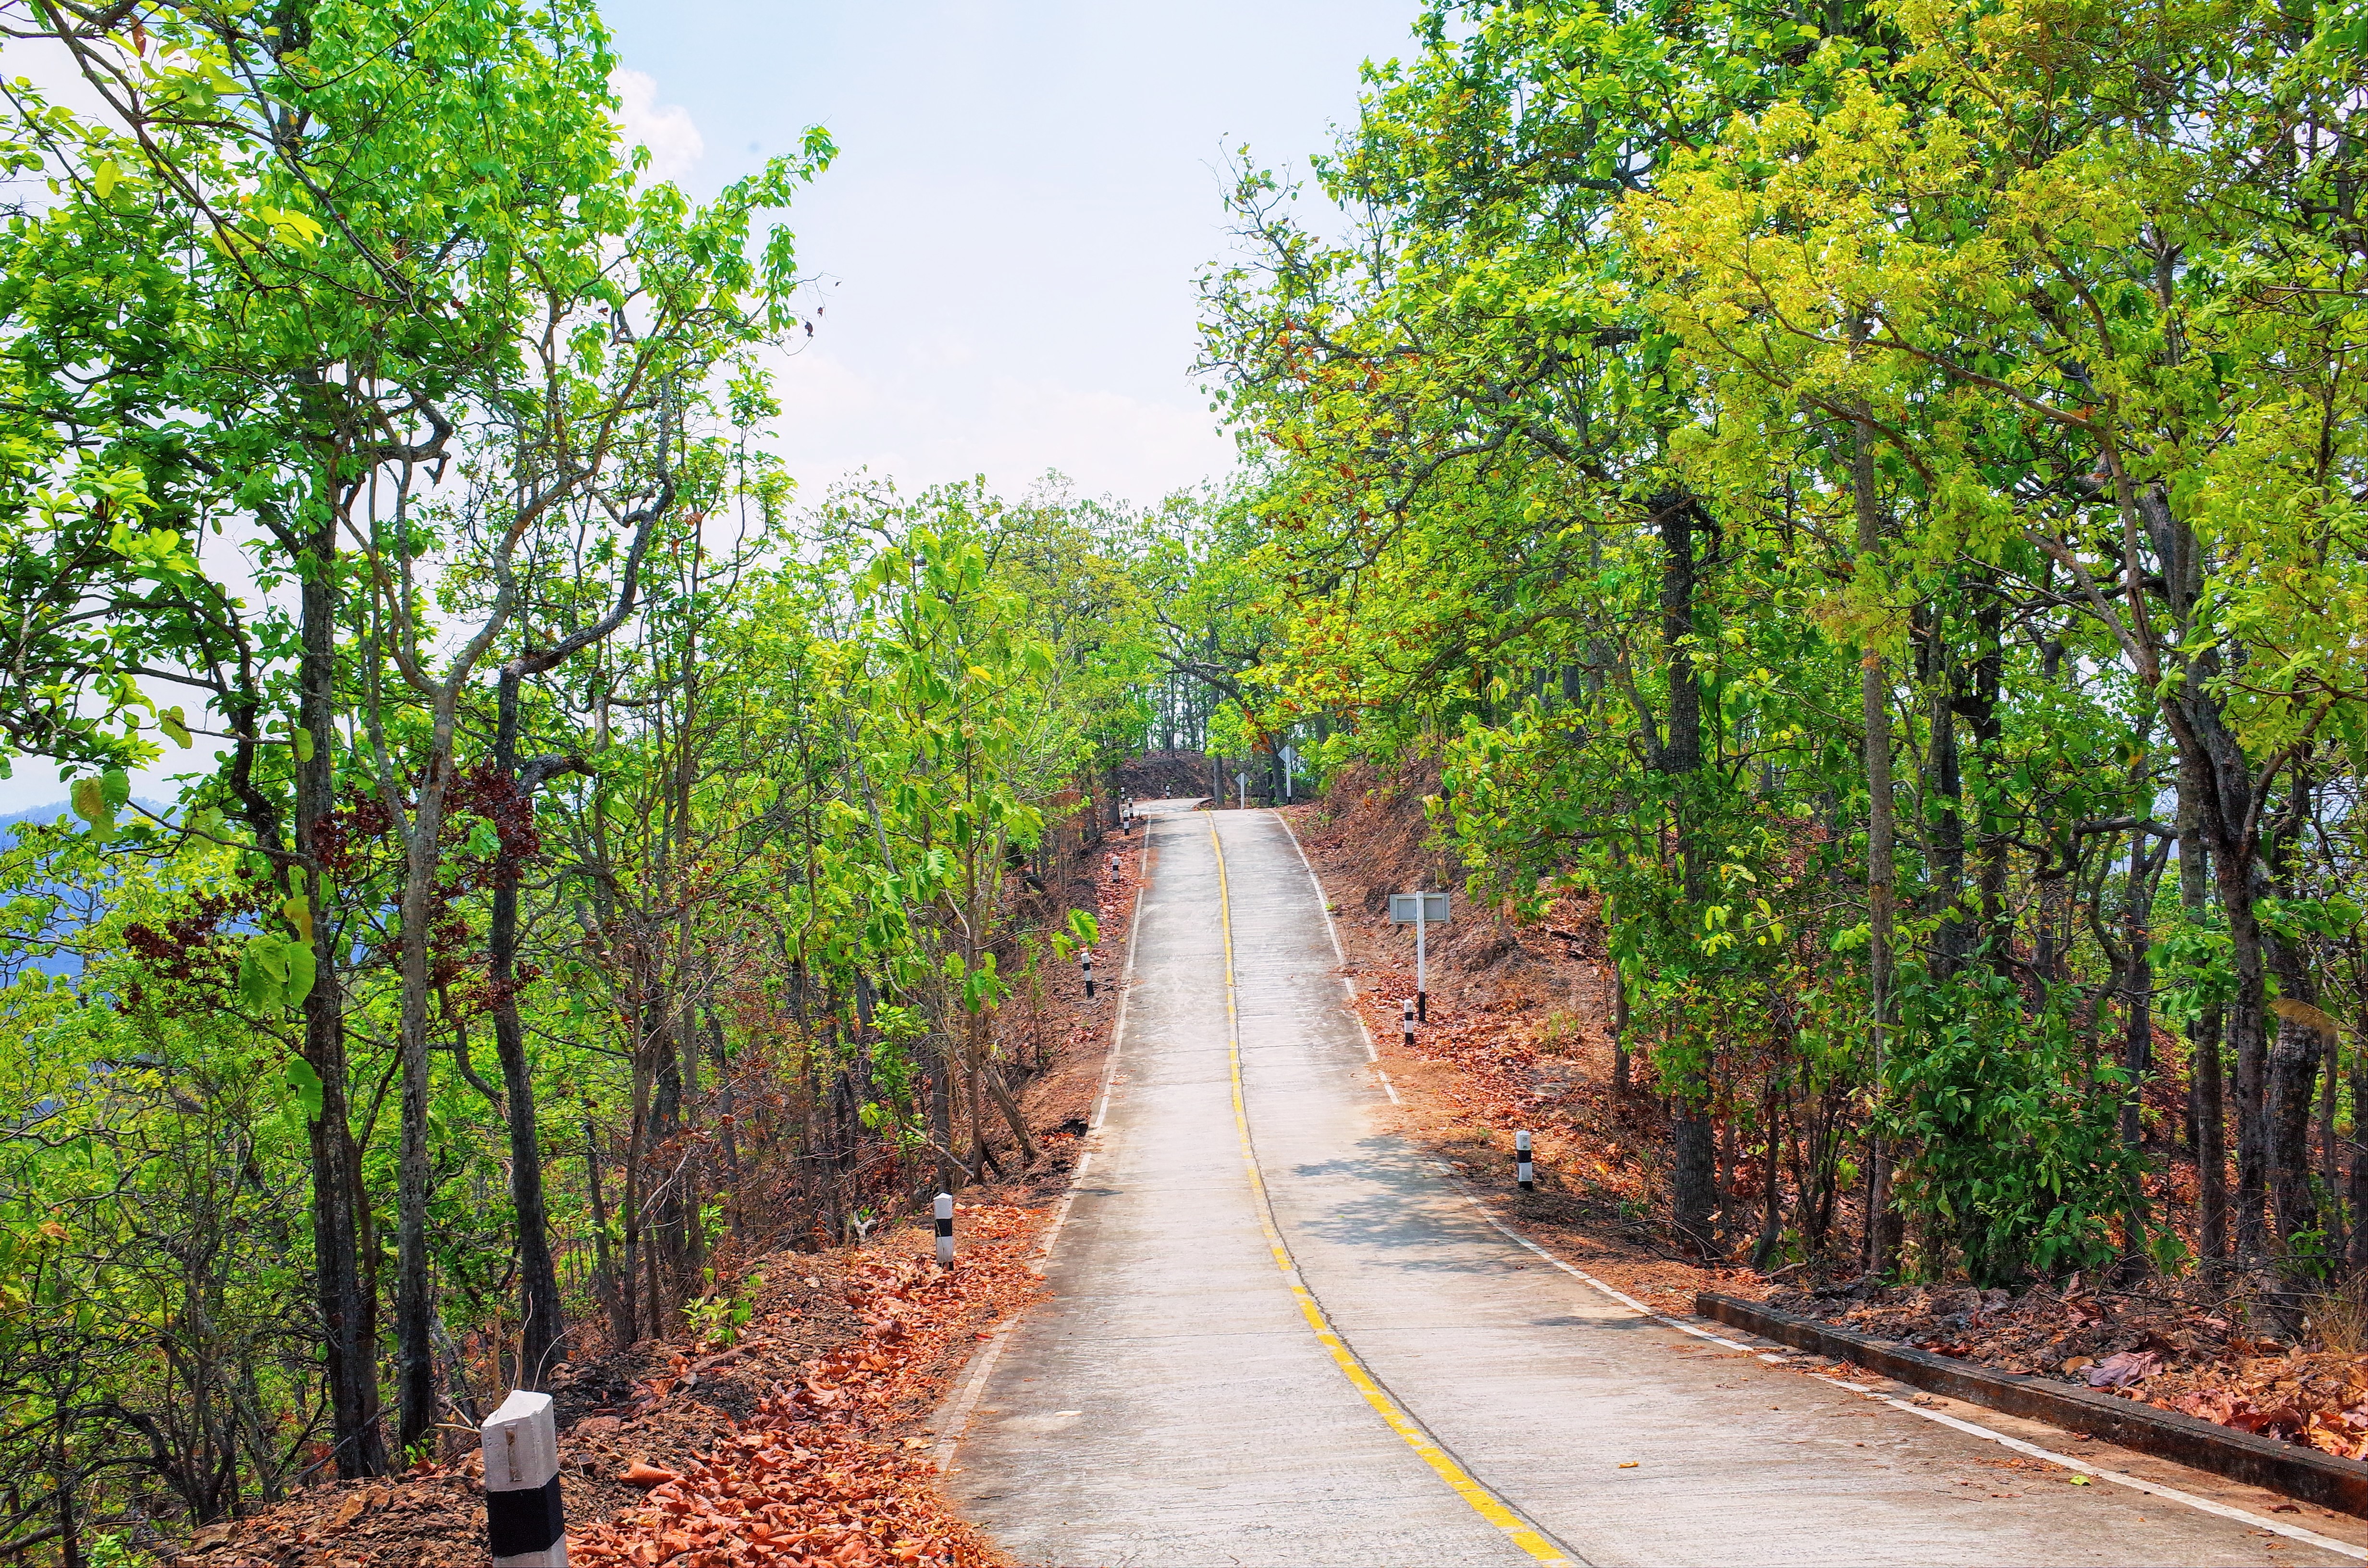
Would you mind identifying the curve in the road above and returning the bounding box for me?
[1209,818,1581,1567]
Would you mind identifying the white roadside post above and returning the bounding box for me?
[481,1389,566,1568]
[1388,891,1448,1023]
[1416,894,1427,1020]
[1516,1130,1535,1192]
[1083,951,1096,1001]
[1401,997,1415,1048]
[1109,851,1122,883]
[935,1191,956,1265]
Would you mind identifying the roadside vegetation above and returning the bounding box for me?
[13,0,2368,1557]
[1195,0,2368,1342]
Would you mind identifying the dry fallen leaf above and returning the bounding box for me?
[620,1461,679,1488]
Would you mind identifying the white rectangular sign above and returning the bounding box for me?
[1388,893,1450,925]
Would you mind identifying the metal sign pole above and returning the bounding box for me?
[1416,898,1428,1022]
[1387,891,1449,1026]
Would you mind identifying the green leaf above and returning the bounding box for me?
[282,939,316,1007]
[237,941,279,1010]
[282,1056,325,1121]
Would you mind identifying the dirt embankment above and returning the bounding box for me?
[169,820,1155,1568]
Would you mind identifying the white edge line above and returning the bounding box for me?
[928,1317,1017,1472]
[930,812,1156,1473]
[1278,813,1398,1101]
[1428,1162,2368,1561]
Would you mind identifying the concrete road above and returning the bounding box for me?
[942,807,2357,1567]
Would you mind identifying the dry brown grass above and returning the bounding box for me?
[2311,1273,2368,1355]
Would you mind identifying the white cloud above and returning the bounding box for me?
[610,68,703,184]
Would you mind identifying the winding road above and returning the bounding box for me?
[934,803,2360,1567]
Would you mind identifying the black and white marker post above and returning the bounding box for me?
[1109,852,1122,884]
[1083,951,1096,1000]
[935,1191,955,1266]
[1401,997,1416,1049]
[1516,1130,1534,1192]
[482,1389,566,1568]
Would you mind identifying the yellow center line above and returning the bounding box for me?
[1209,817,1581,1568]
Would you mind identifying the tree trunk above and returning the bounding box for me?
[2120,825,2161,1149]
[2267,934,2324,1262]
[583,1118,624,1339]
[490,670,566,1387]
[292,494,385,1477]
[2347,968,2368,1272]
[1919,600,1969,977]
[392,698,463,1457]
[1609,962,1630,1096]
[1852,412,1901,1276]
[2220,843,2272,1260]
[986,1062,1038,1166]
[1655,493,1718,1253]
[2179,781,2228,1262]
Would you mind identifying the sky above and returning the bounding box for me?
[597,0,1423,509]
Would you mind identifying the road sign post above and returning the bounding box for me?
[1281,745,1296,801]
[1388,892,1450,1022]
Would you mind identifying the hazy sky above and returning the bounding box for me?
[599,0,1420,508]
